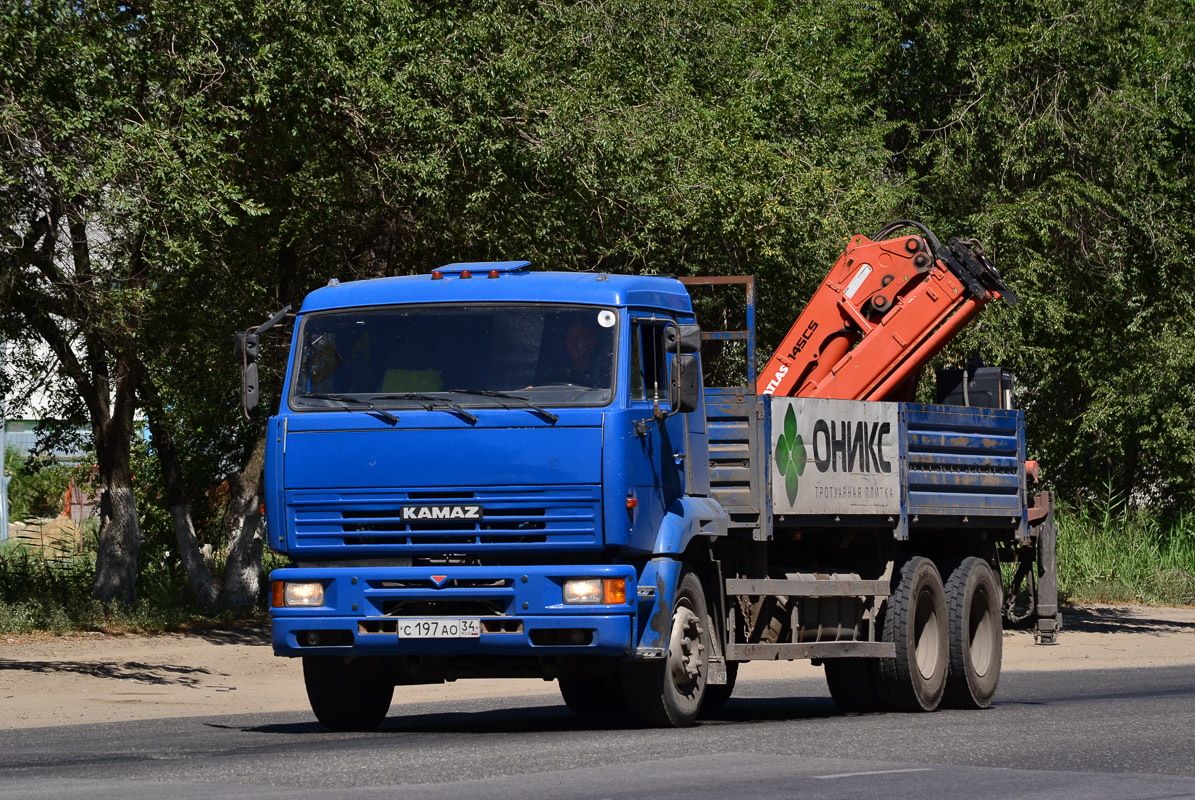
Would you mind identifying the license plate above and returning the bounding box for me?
[397,618,481,639]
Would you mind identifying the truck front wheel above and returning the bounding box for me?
[943,557,1003,708]
[875,556,949,712]
[302,655,394,731]
[621,568,711,727]
[558,674,627,716]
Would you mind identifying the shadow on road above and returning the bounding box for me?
[189,625,271,647]
[227,695,841,736]
[1058,605,1195,635]
[228,706,625,736]
[0,658,212,686]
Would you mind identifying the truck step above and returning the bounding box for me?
[725,578,890,598]
[726,641,895,660]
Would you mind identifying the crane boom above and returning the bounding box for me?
[756,220,1017,401]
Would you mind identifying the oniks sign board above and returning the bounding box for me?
[770,397,901,516]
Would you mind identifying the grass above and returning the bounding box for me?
[1056,497,1195,607]
[0,533,276,634]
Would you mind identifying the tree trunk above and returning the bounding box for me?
[93,469,141,604]
[92,382,142,605]
[145,406,219,610]
[222,431,268,609]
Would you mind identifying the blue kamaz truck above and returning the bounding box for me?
[242,248,1058,730]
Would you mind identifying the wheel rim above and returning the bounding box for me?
[969,585,995,677]
[913,586,942,681]
[668,603,705,688]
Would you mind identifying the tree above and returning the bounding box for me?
[0,0,261,602]
[880,0,1195,508]
[6,0,1193,614]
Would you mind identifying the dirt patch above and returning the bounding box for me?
[1,603,1192,729]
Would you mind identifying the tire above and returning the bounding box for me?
[874,556,949,712]
[699,661,739,716]
[558,674,627,716]
[943,557,1003,709]
[824,658,882,713]
[302,655,394,731]
[621,568,712,727]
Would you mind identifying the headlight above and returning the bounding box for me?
[283,581,325,607]
[563,578,628,605]
[563,579,603,604]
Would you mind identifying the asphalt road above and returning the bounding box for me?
[2,665,1193,799]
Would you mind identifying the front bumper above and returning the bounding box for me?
[270,563,638,658]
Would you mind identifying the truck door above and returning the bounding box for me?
[628,316,687,537]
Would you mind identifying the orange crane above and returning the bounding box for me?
[756,220,1017,401]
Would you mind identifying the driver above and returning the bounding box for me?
[553,319,612,388]
[565,322,598,379]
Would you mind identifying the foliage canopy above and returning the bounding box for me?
[2,0,1194,605]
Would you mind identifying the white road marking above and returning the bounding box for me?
[815,768,934,780]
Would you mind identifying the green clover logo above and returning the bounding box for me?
[775,405,806,506]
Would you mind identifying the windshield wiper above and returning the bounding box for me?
[304,393,399,425]
[373,393,479,425]
[448,389,559,424]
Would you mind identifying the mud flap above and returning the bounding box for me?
[1033,491,1061,644]
[632,557,727,683]
[632,558,680,660]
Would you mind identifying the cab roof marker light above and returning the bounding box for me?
[431,270,444,280]
[435,260,532,277]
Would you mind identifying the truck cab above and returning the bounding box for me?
[265,262,724,727]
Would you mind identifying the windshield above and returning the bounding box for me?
[289,304,619,410]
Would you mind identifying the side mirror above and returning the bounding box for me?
[664,323,702,354]
[668,354,700,413]
[234,332,260,363]
[241,362,260,416]
[236,332,262,417]
[236,305,291,420]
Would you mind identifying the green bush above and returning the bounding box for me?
[5,449,75,520]
[0,526,273,634]
[0,538,271,633]
[1056,497,1195,606]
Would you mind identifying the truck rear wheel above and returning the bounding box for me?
[875,556,948,712]
[943,557,1003,708]
[824,658,882,713]
[302,655,394,731]
[621,568,711,727]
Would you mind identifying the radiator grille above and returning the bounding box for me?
[285,486,601,554]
